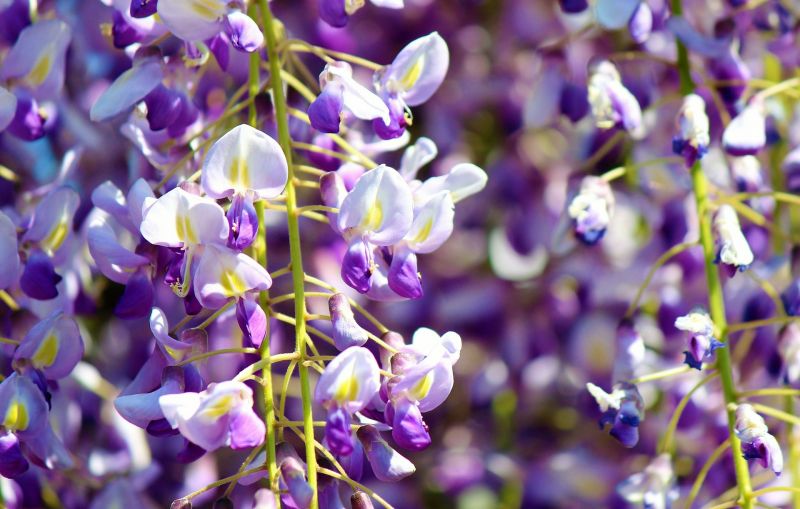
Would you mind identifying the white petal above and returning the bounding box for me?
[157,0,226,42]
[404,191,454,253]
[90,59,164,122]
[414,163,487,205]
[202,124,288,199]
[399,137,437,181]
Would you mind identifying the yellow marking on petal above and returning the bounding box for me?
[411,218,433,245]
[3,399,29,431]
[41,216,69,255]
[189,0,226,21]
[400,56,424,91]
[410,372,433,401]
[26,48,54,87]
[220,268,246,296]
[164,345,184,361]
[361,201,383,231]
[334,375,359,403]
[175,214,198,245]
[200,394,235,420]
[32,332,59,368]
[229,156,250,190]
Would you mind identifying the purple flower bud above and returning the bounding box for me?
[587,381,644,448]
[735,404,783,475]
[676,310,723,369]
[171,498,192,509]
[236,298,267,348]
[342,239,372,293]
[20,251,61,300]
[329,293,368,351]
[357,425,416,482]
[372,96,407,140]
[130,0,158,18]
[308,82,345,133]
[307,134,341,171]
[723,103,767,156]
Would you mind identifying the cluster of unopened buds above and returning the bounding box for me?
[0,0,487,507]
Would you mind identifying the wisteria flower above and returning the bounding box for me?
[587,60,643,138]
[617,454,678,509]
[673,93,710,168]
[735,404,783,475]
[723,101,767,156]
[157,0,264,52]
[586,381,644,448]
[675,309,724,370]
[159,380,265,452]
[714,205,754,276]
[567,176,615,246]
[315,346,381,456]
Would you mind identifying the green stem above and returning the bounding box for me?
[670,0,754,501]
[259,2,318,507]
[684,439,731,509]
[249,18,279,502]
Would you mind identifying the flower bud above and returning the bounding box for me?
[170,499,191,509]
[329,293,368,351]
[351,491,374,509]
[357,425,416,482]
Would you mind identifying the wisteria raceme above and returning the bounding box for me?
[4,0,800,507]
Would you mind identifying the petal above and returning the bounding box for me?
[0,433,28,478]
[381,32,449,107]
[194,244,271,308]
[223,11,264,53]
[405,191,454,253]
[228,406,266,449]
[413,163,487,205]
[329,293,368,351]
[308,82,345,134]
[0,86,17,132]
[325,406,354,456]
[399,137,437,181]
[157,0,226,42]
[356,425,415,482]
[0,19,71,100]
[14,312,83,380]
[326,63,390,123]
[236,297,267,348]
[315,346,381,412]
[90,57,164,122]
[20,251,62,300]
[144,84,183,131]
[116,370,185,428]
[202,124,288,199]
[226,194,259,250]
[140,187,229,248]
[594,0,639,29]
[387,246,422,299]
[723,104,767,156]
[281,457,314,509]
[22,186,79,256]
[6,94,46,141]
[390,398,431,450]
[86,212,149,284]
[627,2,652,43]
[114,271,155,320]
[130,0,158,18]
[127,178,156,227]
[338,165,414,244]
[0,374,49,438]
[341,238,372,294]
[0,211,20,290]
[319,0,348,27]
[666,16,731,59]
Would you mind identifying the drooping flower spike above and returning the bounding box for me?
[587,60,644,139]
[308,61,390,134]
[158,380,265,452]
[586,381,644,448]
[315,346,381,456]
[156,0,264,52]
[714,205,754,276]
[675,309,724,370]
[673,93,710,168]
[201,124,288,250]
[735,404,783,475]
[567,176,615,246]
[372,32,449,139]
